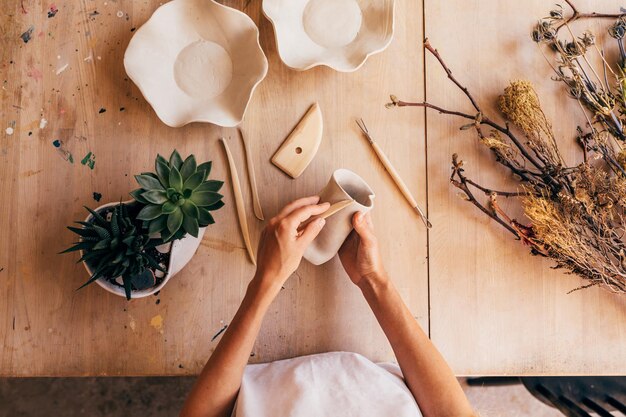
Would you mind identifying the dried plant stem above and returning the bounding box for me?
[393,42,571,197]
[425,40,481,112]
[558,0,625,32]
[463,178,531,198]
[390,3,626,293]
[450,154,519,237]
[423,39,547,172]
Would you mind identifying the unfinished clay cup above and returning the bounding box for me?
[304,169,375,265]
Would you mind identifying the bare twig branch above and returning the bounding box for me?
[450,154,519,237]
[560,0,625,30]
[424,39,481,113]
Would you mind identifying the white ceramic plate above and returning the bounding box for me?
[263,0,395,72]
[124,0,268,127]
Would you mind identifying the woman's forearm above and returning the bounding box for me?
[359,274,474,417]
[180,278,278,417]
[180,197,329,417]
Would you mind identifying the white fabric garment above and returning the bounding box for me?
[234,351,423,417]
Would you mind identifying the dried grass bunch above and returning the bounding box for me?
[388,1,626,293]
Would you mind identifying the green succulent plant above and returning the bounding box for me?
[61,203,165,300]
[130,150,224,242]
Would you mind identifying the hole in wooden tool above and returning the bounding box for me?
[295,147,303,154]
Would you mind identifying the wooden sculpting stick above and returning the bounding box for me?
[238,128,264,220]
[220,138,257,266]
[297,199,354,232]
[356,118,432,228]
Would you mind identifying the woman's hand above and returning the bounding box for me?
[253,196,329,296]
[338,212,387,287]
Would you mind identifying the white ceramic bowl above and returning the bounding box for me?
[124,0,268,127]
[263,0,395,72]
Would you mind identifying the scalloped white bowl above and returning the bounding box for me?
[124,0,268,127]
[263,0,395,72]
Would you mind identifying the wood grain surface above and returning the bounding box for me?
[425,0,626,375]
[0,0,428,376]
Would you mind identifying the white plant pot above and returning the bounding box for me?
[81,200,205,299]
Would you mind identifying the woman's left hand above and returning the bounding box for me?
[252,196,329,296]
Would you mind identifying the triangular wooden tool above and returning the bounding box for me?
[271,102,323,178]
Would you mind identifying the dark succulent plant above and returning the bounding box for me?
[130,150,224,242]
[61,203,165,300]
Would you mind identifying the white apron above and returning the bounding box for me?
[234,351,423,417]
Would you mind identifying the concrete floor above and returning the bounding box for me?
[460,379,561,417]
[0,377,562,417]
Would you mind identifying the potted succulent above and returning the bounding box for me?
[62,150,224,300]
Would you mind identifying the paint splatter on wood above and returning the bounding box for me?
[92,192,102,202]
[5,127,14,136]
[39,117,48,129]
[26,66,43,81]
[211,324,228,341]
[20,26,34,43]
[80,151,96,169]
[47,4,58,18]
[21,169,42,178]
[150,315,163,331]
[55,63,68,75]
[52,139,73,163]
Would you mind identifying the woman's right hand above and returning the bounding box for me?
[338,212,387,287]
[252,196,329,297]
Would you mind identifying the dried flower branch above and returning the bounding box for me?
[388,3,626,294]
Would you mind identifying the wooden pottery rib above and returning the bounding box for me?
[318,199,354,220]
[220,138,256,265]
[239,128,264,220]
[298,199,354,232]
[271,102,323,178]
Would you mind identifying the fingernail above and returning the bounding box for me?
[317,218,326,227]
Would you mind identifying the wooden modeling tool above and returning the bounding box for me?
[220,138,257,265]
[271,102,323,178]
[238,128,264,220]
[297,199,354,233]
[356,118,432,228]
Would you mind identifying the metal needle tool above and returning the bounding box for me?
[356,118,432,228]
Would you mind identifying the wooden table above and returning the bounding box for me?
[0,0,623,377]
